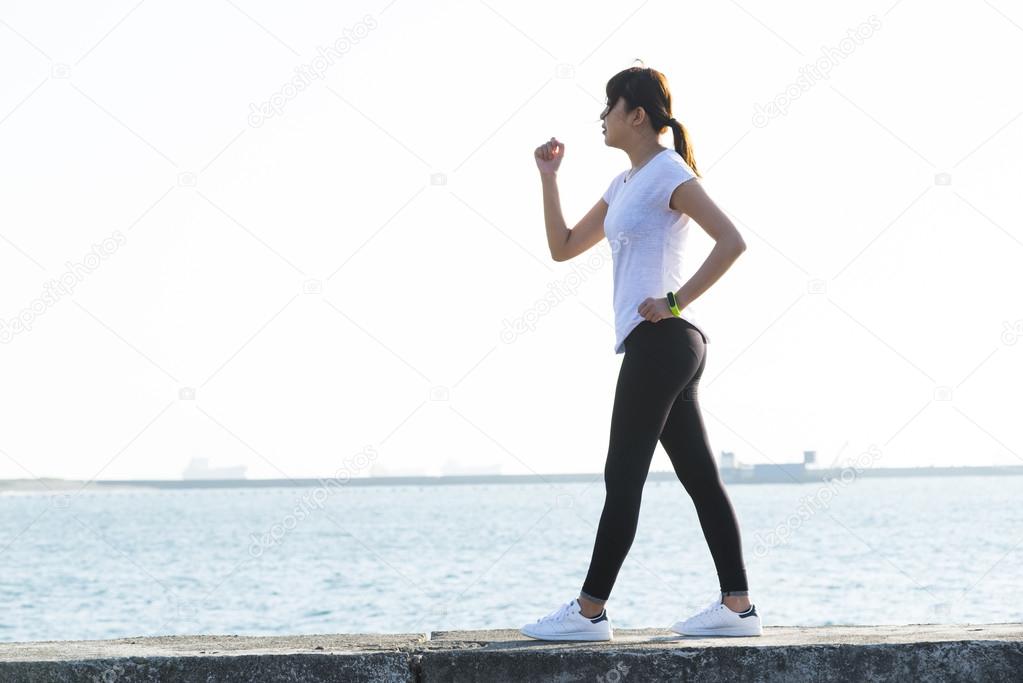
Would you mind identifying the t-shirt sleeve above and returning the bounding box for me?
[602,173,620,205]
[661,160,697,212]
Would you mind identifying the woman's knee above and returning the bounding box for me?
[602,464,646,504]
[678,468,726,501]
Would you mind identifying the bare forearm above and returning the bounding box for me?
[675,237,746,309]
[540,172,569,260]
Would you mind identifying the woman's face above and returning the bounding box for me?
[601,97,617,145]
[600,97,627,147]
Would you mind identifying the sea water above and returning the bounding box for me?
[0,474,1020,642]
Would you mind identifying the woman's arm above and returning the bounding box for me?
[539,172,570,260]
[669,179,747,309]
[541,171,609,262]
[535,137,608,262]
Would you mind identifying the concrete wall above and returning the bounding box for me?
[1,624,1020,682]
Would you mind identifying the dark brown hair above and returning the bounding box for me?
[605,66,701,177]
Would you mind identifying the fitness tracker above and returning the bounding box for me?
[666,291,682,317]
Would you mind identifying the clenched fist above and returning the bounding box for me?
[638,297,674,322]
[534,137,565,175]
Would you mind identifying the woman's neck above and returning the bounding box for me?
[626,143,667,175]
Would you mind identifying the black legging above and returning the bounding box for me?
[580,317,749,603]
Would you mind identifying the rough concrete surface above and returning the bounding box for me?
[0,624,1020,682]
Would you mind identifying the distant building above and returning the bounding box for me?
[182,457,247,480]
[804,450,817,466]
[720,451,736,469]
[751,462,806,483]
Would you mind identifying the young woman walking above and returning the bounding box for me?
[520,66,762,641]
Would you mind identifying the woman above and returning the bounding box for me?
[520,66,762,641]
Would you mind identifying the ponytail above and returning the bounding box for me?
[667,118,701,178]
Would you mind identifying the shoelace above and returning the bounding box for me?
[689,598,723,624]
[536,601,574,624]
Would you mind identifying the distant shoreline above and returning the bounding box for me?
[1,464,1021,492]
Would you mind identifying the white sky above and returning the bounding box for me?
[1,0,1021,481]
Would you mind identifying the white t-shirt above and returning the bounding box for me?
[602,147,710,354]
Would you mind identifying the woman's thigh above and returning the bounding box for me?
[606,320,705,474]
[658,344,719,486]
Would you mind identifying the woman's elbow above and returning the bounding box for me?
[709,218,746,255]
[721,232,746,256]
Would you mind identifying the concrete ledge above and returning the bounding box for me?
[1,624,1020,682]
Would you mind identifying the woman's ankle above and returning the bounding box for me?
[577,594,606,618]
[722,593,751,612]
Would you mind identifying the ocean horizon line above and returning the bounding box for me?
[2,463,1023,491]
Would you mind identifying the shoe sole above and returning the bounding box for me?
[670,622,762,637]
[520,627,613,642]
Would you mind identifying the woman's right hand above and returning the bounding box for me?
[534,137,565,175]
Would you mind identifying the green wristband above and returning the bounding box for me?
[666,291,682,317]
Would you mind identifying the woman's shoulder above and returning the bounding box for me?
[660,148,696,176]
[603,169,627,203]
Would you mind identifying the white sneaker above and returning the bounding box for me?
[520,598,613,641]
[670,593,762,637]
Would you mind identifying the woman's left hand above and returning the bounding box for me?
[638,297,674,322]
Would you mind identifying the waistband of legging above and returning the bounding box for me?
[625,317,707,350]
